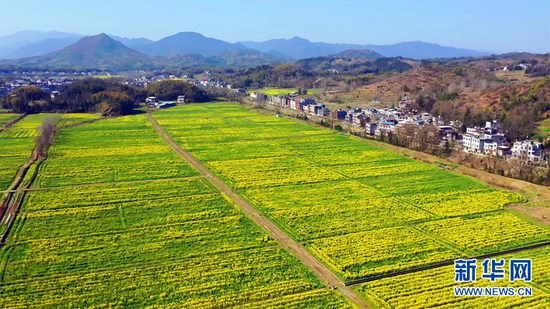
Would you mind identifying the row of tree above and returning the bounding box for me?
[146,80,210,102]
[1,78,211,115]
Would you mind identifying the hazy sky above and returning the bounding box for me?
[1,0,549,53]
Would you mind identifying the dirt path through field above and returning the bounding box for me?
[147,113,370,308]
[0,113,25,133]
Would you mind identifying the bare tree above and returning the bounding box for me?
[253,93,267,109]
[319,79,328,94]
[35,116,58,158]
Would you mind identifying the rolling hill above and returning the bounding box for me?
[332,49,383,59]
[241,36,345,59]
[8,33,153,70]
[362,41,489,59]
[135,32,248,57]
[0,30,83,59]
[5,37,83,59]
[241,37,488,59]
[217,49,285,66]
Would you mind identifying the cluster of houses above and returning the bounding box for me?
[267,95,330,117]
[463,121,545,162]
[260,92,546,163]
[0,76,76,98]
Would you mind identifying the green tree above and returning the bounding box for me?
[147,80,210,102]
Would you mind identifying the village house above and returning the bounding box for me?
[511,140,545,162]
[462,121,507,155]
[269,95,290,107]
[375,120,398,136]
[250,92,267,101]
[332,109,347,120]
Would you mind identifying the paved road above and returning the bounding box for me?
[147,113,370,309]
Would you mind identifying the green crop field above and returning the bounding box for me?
[1,177,350,308]
[357,246,550,308]
[249,88,299,97]
[0,113,106,191]
[152,103,549,282]
[56,113,101,127]
[247,88,317,97]
[2,105,549,307]
[0,114,54,190]
[249,88,318,96]
[0,114,352,308]
[35,115,199,187]
[0,114,18,126]
[534,118,550,140]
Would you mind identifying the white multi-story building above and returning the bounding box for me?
[462,120,507,155]
[511,140,545,162]
[463,132,507,155]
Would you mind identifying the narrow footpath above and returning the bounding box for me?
[147,113,370,309]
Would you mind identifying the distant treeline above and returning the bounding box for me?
[219,57,414,89]
[222,65,316,89]
[296,57,413,75]
[0,78,210,115]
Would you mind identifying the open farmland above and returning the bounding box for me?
[357,246,550,308]
[0,114,18,127]
[0,114,53,190]
[153,103,548,282]
[534,118,550,140]
[1,179,350,308]
[0,113,105,191]
[34,115,199,187]
[248,88,299,97]
[0,114,352,308]
[56,113,101,127]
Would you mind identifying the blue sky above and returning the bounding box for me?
[1,0,549,53]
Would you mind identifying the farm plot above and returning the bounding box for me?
[308,226,460,280]
[57,113,101,127]
[358,246,550,309]
[151,103,546,282]
[245,180,431,240]
[1,176,351,308]
[0,114,18,126]
[248,88,298,97]
[0,114,55,190]
[34,115,198,187]
[416,213,550,254]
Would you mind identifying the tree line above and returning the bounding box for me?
[1,78,211,115]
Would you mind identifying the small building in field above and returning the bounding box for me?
[156,102,176,109]
[177,95,186,103]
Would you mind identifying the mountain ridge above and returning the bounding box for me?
[240,37,489,59]
[1,30,492,60]
[6,33,153,70]
[133,32,248,57]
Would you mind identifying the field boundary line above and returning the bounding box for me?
[0,175,205,194]
[147,112,370,309]
[0,113,26,133]
[344,240,550,286]
[0,245,281,286]
[0,120,56,246]
[56,116,105,130]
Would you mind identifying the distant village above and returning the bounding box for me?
[1,70,545,164]
[252,91,545,164]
